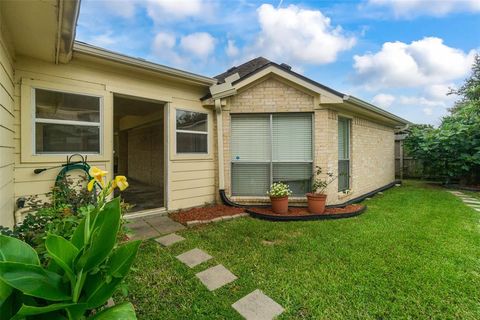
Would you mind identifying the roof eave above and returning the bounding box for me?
[343,95,412,126]
[73,41,217,86]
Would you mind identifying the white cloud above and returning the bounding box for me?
[152,32,184,65]
[353,37,476,89]
[179,32,216,59]
[146,0,208,21]
[367,0,480,18]
[153,32,176,51]
[108,0,138,18]
[226,40,239,57]
[372,93,395,108]
[252,4,356,65]
[151,31,215,67]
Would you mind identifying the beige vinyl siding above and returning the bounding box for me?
[13,55,215,213]
[0,11,15,227]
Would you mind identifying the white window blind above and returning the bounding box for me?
[272,114,312,162]
[231,113,313,196]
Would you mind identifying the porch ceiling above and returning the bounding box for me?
[0,0,79,63]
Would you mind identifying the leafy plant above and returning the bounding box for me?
[311,166,336,194]
[267,182,292,198]
[405,55,480,185]
[0,168,139,319]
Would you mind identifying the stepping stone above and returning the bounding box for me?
[463,200,480,205]
[195,264,237,291]
[155,233,185,247]
[232,289,284,320]
[127,220,160,240]
[176,248,212,268]
[447,191,463,194]
[459,197,478,201]
[144,215,185,235]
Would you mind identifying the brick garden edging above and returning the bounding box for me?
[185,212,249,227]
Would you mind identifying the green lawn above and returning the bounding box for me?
[117,181,480,319]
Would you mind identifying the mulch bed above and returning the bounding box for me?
[251,204,365,217]
[169,205,245,224]
[247,204,366,221]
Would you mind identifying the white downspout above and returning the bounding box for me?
[215,99,225,190]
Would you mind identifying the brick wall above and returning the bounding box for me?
[219,76,395,205]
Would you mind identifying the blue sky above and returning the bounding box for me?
[76,0,480,125]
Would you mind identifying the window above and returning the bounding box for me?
[338,117,351,191]
[34,89,101,154]
[176,109,208,153]
[231,113,313,196]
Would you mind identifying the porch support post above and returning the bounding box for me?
[215,99,225,190]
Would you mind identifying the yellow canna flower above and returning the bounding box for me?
[87,178,96,192]
[113,175,129,191]
[87,166,108,191]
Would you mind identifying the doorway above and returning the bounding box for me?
[113,95,165,213]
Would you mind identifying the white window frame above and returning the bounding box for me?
[174,108,209,155]
[338,116,351,192]
[32,87,103,155]
[230,112,314,196]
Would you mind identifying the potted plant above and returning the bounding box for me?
[306,166,336,214]
[267,182,292,214]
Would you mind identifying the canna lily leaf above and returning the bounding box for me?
[0,262,70,301]
[10,302,78,320]
[77,198,121,271]
[45,235,79,280]
[0,235,40,265]
[106,240,141,278]
[84,240,140,309]
[84,273,122,309]
[90,302,137,320]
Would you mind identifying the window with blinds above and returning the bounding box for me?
[231,113,313,196]
[338,117,351,191]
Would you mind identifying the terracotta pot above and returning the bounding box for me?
[270,196,289,214]
[306,193,327,214]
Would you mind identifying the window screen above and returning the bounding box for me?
[34,89,101,154]
[176,110,208,153]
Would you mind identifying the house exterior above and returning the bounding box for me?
[0,0,409,227]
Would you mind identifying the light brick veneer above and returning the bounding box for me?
[218,76,395,205]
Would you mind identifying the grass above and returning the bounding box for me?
[117,181,480,319]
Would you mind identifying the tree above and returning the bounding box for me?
[405,54,480,185]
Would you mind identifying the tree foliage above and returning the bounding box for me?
[405,54,480,184]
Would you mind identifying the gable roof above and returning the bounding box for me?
[209,57,411,126]
[215,57,271,83]
[214,57,343,97]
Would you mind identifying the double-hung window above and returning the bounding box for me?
[34,88,101,154]
[231,113,313,196]
[176,109,208,153]
[338,117,351,191]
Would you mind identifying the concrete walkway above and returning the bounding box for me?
[128,215,185,240]
[447,190,480,212]
[156,230,285,319]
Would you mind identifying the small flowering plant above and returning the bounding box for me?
[267,182,292,198]
[312,166,336,194]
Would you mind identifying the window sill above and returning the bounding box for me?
[337,190,353,200]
